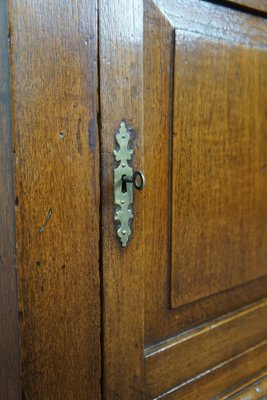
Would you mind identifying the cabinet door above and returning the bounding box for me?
[101,0,267,399]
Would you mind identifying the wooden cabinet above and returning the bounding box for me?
[1,0,267,399]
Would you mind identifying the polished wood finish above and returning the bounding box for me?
[155,341,267,399]
[0,1,20,398]
[227,377,267,399]
[8,1,101,398]
[152,0,267,41]
[171,28,267,308]
[219,369,267,399]
[99,1,145,398]
[144,0,173,344]
[142,0,267,398]
[145,0,267,343]
[223,0,267,13]
[2,0,267,398]
[145,299,267,398]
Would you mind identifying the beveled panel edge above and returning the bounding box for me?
[150,340,267,400]
[217,0,267,14]
[153,0,267,49]
[157,0,267,315]
[144,0,267,344]
[217,369,267,399]
[145,297,267,357]
[145,297,267,397]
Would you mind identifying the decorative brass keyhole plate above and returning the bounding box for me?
[114,121,134,247]
[113,121,145,247]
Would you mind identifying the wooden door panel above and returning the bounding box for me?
[171,30,267,308]
[144,0,267,344]
[143,0,267,398]
[102,1,267,398]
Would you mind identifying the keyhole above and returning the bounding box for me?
[121,175,128,193]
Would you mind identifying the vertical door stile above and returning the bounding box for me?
[99,0,146,398]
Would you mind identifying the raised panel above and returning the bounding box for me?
[171,30,267,308]
[144,0,267,343]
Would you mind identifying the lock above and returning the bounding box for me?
[114,121,145,247]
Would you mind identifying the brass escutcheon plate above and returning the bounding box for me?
[114,121,134,247]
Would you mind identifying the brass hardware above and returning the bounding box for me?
[114,121,145,247]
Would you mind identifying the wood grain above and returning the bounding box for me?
[99,0,145,398]
[153,340,267,400]
[145,299,267,398]
[154,0,267,45]
[144,0,267,344]
[219,370,267,399]
[171,28,267,307]
[8,1,101,398]
[222,0,267,13]
[143,0,174,344]
[0,0,20,398]
[227,378,267,399]
[143,0,267,397]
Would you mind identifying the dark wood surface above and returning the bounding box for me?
[100,0,267,397]
[99,1,146,398]
[0,1,21,399]
[218,368,267,399]
[2,0,267,398]
[153,340,267,399]
[144,0,267,343]
[171,28,267,308]
[145,299,267,398]
[142,0,267,398]
[222,0,267,13]
[8,0,101,398]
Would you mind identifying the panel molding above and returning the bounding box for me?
[145,298,267,397]
[149,341,267,399]
[145,0,267,343]
[218,369,267,399]
[154,0,267,49]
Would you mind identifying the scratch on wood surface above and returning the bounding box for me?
[37,208,52,233]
